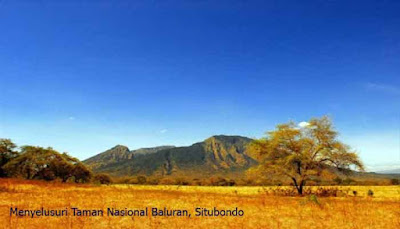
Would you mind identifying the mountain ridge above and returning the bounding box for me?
[82,135,400,183]
[83,135,256,177]
[375,168,400,174]
[83,145,176,171]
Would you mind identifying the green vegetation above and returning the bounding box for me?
[93,173,113,184]
[1,117,399,188]
[247,116,364,194]
[84,135,255,177]
[0,138,19,176]
[0,139,92,183]
[84,145,175,170]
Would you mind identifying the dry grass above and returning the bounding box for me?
[1,178,400,229]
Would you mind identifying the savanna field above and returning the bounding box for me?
[1,179,400,229]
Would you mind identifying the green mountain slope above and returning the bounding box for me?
[83,145,175,171]
[83,135,256,177]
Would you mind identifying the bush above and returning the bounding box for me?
[209,177,235,186]
[114,177,131,184]
[174,177,191,185]
[342,178,356,185]
[236,178,255,186]
[192,178,202,186]
[390,179,399,185]
[159,177,175,185]
[367,189,374,197]
[137,175,147,184]
[94,173,113,184]
[147,177,160,185]
[263,187,349,197]
[127,178,139,184]
[333,177,343,185]
[74,163,93,183]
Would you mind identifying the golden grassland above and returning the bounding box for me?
[1,179,400,229]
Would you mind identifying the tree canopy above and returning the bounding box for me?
[0,138,19,177]
[1,141,92,183]
[247,116,364,194]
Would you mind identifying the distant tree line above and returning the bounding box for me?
[0,138,111,184]
[110,174,399,186]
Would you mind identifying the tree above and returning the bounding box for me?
[71,163,92,183]
[0,138,19,177]
[94,173,113,184]
[2,145,92,183]
[247,116,364,195]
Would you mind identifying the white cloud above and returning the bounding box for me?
[298,121,310,128]
[68,116,75,120]
[160,129,167,134]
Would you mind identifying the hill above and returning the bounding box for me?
[83,135,400,183]
[83,135,256,177]
[83,145,175,171]
[375,168,400,174]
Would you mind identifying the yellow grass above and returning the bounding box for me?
[1,179,400,229]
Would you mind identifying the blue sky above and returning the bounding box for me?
[0,0,399,170]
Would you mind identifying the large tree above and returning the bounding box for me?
[247,116,364,194]
[2,145,92,182]
[0,138,19,177]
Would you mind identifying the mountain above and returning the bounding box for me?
[84,145,175,171]
[83,135,256,177]
[375,168,400,174]
[83,135,400,183]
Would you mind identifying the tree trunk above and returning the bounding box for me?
[298,182,303,195]
[292,178,305,195]
[27,169,31,179]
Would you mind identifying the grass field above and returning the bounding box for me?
[1,179,400,229]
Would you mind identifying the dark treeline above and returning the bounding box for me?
[0,138,111,184]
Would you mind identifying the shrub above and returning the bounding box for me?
[114,177,132,184]
[137,175,147,184]
[263,187,348,197]
[227,179,236,186]
[342,178,356,185]
[147,177,160,185]
[174,177,191,185]
[309,194,320,205]
[210,177,228,186]
[390,179,399,185]
[127,178,139,184]
[94,173,113,184]
[333,177,343,185]
[235,178,254,186]
[159,177,175,185]
[367,189,374,197]
[192,178,203,186]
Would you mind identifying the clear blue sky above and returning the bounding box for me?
[0,0,399,171]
